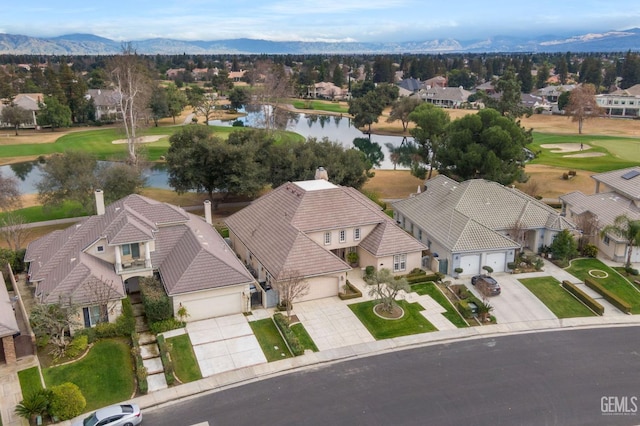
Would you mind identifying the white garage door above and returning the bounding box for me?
[630,246,640,264]
[486,252,507,273]
[185,293,242,321]
[460,254,481,275]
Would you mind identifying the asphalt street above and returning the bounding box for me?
[143,326,640,426]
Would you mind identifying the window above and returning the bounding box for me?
[339,230,346,243]
[418,230,422,241]
[354,228,361,241]
[83,305,107,327]
[603,235,610,245]
[96,245,105,253]
[121,243,140,258]
[393,254,407,272]
[324,232,331,245]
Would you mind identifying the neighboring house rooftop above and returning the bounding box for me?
[0,273,19,338]
[12,93,42,111]
[394,175,573,252]
[85,89,120,107]
[560,191,640,236]
[591,166,640,201]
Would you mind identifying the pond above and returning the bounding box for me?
[1,107,412,194]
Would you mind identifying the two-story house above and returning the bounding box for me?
[225,177,426,307]
[595,84,640,118]
[25,191,255,331]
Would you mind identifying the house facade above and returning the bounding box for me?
[225,178,426,307]
[595,84,640,118]
[393,175,574,276]
[417,86,471,108]
[85,89,119,121]
[25,192,255,331]
[560,166,640,264]
[0,93,42,128]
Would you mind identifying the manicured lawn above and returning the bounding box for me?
[290,323,319,352]
[17,366,43,397]
[410,282,468,328]
[349,300,437,340]
[0,200,86,223]
[291,99,349,114]
[529,133,640,172]
[249,319,293,362]
[42,338,135,412]
[566,258,640,314]
[167,334,202,383]
[519,276,596,318]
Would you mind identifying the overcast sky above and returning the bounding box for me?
[4,0,640,42]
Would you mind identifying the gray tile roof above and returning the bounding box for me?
[26,194,251,306]
[393,175,573,253]
[226,180,425,280]
[591,166,640,201]
[0,273,19,338]
[86,89,120,107]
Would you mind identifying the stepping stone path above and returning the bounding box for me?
[131,296,167,392]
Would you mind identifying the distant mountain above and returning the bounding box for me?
[0,29,639,55]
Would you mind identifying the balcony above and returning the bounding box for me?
[119,259,149,273]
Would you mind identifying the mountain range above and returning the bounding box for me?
[1,29,639,55]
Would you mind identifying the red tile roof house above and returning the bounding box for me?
[24,191,255,332]
[225,177,427,307]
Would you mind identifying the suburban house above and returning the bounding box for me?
[307,82,347,100]
[393,175,574,276]
[24,192,255,330]
[0,93,42,128]
[0,273,20,364]
[225,175,427,307]
[398,78,422,93]
[521,93,551,111]
[85,89,119,121]
[536,84,577,103]
[595,84,640,118]
[417,86,471,108]
[560,166,640,264]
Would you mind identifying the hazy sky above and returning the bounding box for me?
[4,0,640,42]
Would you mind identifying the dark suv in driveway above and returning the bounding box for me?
[471,274,501,296]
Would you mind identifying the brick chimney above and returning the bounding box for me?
[95,189,105,215]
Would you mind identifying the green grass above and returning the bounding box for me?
[349,299,437,340]
[17,366,44,397]
[410,282,468,327]
[566,258,640,314]
[249,318,293,361]
[0,200,86,223]
[529,132,640,172]
[290,323,319,352]
[42,338,135,411]
[519,276,597,318]
[167,334,202,383]
[290,99,349,114]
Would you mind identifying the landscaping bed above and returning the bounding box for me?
[348,300,437,339]
[249,319,293,361]
[410,281,468,328]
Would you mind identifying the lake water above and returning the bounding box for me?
[1,108,411,194]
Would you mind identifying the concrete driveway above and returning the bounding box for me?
[186,315,267,377]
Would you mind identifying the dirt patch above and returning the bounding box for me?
[362,169,426,200]
[519,164,596,199]
[112,135,168,144]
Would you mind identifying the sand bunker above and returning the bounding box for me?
[112,135,168,144]
[563,152,606,158]
[540,143,591,153]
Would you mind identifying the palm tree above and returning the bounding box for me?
[14,389,50,424]
[600,215,640,268]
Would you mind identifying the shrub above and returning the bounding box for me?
[582,244,598,258]
[36,335,50,349]
[625,266,639,276]
[131,333,148,395]
[364,266,375,280]
[568,170,577,176]
[273,313,304,356]
[14,388,51,422]
[456,300,472,319]
[116,298,136,335]
[562,280,604,315]
[584,278,632,314]
[75,327,97,343]
[534,258,544,271]
[507,262,517,271]
[482,266,493,275]
[156,335,175,386]
[94,322,118,339]
[338,280,362,300]
[49,383,86,421]
[140,277,173,323]
[65,335,88,359]
[149,318,186,335]
[409,268,424,275]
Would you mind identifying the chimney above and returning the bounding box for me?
[204,200,212,225]
[95,189,105,215]
[315,166,328,181]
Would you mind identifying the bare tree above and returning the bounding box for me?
[365,268,410,314]
[0,170,21,211]
[506,220,527,250]
[565,84,604,134]
[191,91,219,125]
[272,269,309,320]
[83,276,122,322]
[520,179,540,199]
[252,60,293,132]
[573,211,599,251]
[108,44,152,164]
[0,212,31,251]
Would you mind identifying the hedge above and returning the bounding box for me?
[131,333,148,395]
[584,278,632,314]
[140,277,173,323]
[562,280,604,315]
[156,335,175,386]
[338,280,362,300]
[149,318,186,335]
[273,313,304,356]
[406,273,441,284]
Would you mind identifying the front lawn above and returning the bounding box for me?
[349,300,437,340]
[290,323,319,352]
[249,319,293,362]
[566,258,640,314]
[167,334,202,383]
[42,338,135,411]
[411,282,468,328]
[17,366,43,396]
[519,276,596,318]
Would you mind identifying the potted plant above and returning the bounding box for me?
[347,251,359,266]
[454,267,463,278]
[482,265,493,276]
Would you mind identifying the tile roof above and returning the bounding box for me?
[591,166,640,201]
[226,180,425,280]
[26,194,251,305]
[393,175,573,253]
[0,273,19,337]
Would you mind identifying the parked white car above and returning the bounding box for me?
[72,403,142,426]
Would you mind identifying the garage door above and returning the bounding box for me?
[460,254,481,275]
[485,252,507,273]
[630,246,640,264]
[184,293,242,321]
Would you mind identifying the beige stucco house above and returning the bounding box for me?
[25,192,255,330]
[225,178,426,307]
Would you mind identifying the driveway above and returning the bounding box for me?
[186,315,266,377]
